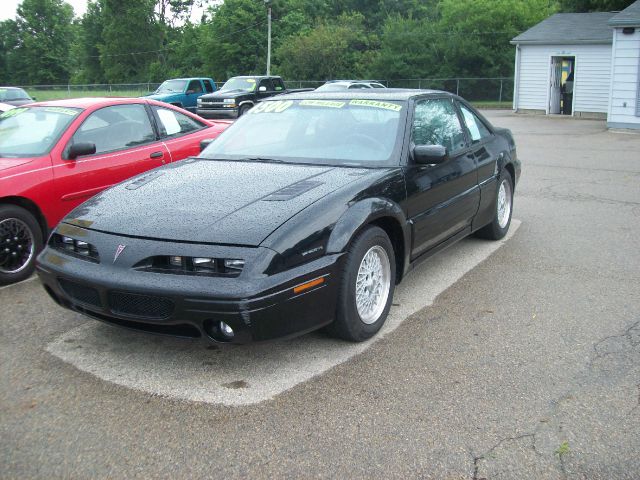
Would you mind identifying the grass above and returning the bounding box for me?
[27,88,513,106]
[26,89,152,102]
[472,100,513,110]
[555,441,571,457]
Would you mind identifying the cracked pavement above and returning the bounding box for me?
[1,112,639,479]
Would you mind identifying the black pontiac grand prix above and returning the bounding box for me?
[37,90,520,344]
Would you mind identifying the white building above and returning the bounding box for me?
[511,0,640,129]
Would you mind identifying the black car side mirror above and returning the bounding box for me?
[413,144,448,165]
[200,139,214,153]
[68,142,96,160]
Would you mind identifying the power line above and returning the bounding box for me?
[89,18,269,58]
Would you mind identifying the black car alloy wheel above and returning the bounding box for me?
[328,226,396,342]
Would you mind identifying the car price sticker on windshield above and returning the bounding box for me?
[250,100,294,114]
[299,100,346,109]
[0,107,28,119]
[349,99,402,112]
[43,107,79,116]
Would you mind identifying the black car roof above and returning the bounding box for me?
[267,88,449,101]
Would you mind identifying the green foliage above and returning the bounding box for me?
[558,0,635,12]
[199,0,267,79]
[555,441,571,457]
[70,0,105,83]
[4,0,75,84]
[3,0,628,88]
[99,0,163,83]
[275,12,373,80]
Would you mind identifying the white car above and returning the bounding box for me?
[0,103,15,113]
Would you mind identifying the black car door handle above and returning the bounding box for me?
[150,151,164,159]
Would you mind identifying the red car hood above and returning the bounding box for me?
[0,158,35,173]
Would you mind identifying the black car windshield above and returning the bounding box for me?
[0,88,31,101]
[201,99,405,167]
[155,80,187,94]
[0,106,81,157]
[220,78,258,93]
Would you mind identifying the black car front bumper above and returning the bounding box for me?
[196,107,239,119]
[36,226,343,344]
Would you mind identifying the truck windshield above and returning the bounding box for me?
[0,106,81,158]
[201,98,406,167]
[220,78,258,93]
[155,80,187,94]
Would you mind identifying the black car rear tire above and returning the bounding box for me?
[327,226,396,342]
[0,205,43,286]
[475,169,513,240]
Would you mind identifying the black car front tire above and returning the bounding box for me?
[327,226,396,342]
[0,205,43,286]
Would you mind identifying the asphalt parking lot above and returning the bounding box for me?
[1,111,639,479]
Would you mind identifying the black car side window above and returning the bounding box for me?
[71,104,156,155]
[259,79,273,91]
[459,104,492,143]
[412,98,466,154]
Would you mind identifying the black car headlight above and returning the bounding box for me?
[49,234,100,263]
[134,256,245,277]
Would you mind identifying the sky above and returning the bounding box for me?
[1,0,88,20]
[0,0,212,22]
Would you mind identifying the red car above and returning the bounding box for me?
[0,97,230,285]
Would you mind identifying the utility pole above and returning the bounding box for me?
[265,0,271,76]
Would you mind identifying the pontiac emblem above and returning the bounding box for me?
[113,244,126,263]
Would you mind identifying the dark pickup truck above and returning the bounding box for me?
[196,75,308,119]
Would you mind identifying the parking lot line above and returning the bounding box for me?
[46,220,520,406]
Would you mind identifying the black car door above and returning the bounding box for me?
[456,101,502,229]
[257,79,275,99]
[404,96,480,258]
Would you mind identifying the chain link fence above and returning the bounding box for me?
[19,78,513,105]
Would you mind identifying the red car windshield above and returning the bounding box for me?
[0,106,81,158]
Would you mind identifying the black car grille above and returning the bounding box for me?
[58,278,101,308]
[108,291,174,320]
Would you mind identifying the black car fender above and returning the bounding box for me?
[238,99,254,108]
[326,197,411,281]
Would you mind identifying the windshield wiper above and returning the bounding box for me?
[245,157,286,164]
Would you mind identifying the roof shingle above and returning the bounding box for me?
[511,12,615,45]
[608,0,640,27]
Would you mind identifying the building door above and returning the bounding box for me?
[549,56,575,115]
[549,57,563,114]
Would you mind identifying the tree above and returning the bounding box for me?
[71,0,105,83]
[100,0,163,82]
[0,20,20,84]
[371,0,558,83]
[558,0,635,12]
[275,13,372,80]
[199,0,312,79]
[12,0,75,84]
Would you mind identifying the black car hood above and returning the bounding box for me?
[201,89,248,100]
[65,159,371,246]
